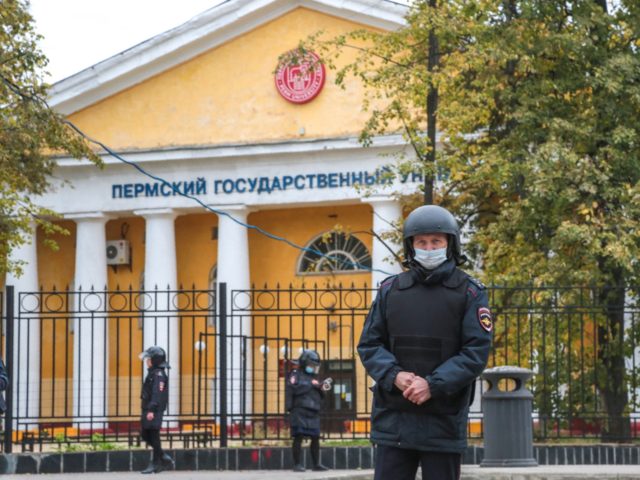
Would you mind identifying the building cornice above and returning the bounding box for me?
[55,134,410,167]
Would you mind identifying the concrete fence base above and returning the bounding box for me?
[0,445,638,474]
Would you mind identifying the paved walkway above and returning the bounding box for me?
[460,465,640,479]
[2,466,640,479]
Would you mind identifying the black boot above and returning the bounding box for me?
[161,453,175,469]
[154,460,165,473]
[141,461,160,474]
[313,464,329,471]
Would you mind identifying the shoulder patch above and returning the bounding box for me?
[289,372,298,385]
[478,307,493,332]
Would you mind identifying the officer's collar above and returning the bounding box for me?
[424,259,457,285]
[399,259,457,288]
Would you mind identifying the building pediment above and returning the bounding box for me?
[49,0,407,115]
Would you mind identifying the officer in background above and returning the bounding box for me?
[358,205,493,480]
[285,349,332,472]
[139,346,175,474]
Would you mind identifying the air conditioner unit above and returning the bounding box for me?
[106,240,130,265]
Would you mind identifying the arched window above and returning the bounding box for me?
[297,232,371,275]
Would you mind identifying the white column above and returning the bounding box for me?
[69,213,109,430]
[362,196,403,288]
[214,205,251,419]
[5,223,40,427]
[134,208,180,418]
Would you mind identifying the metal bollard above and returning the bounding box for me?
[480,366,538,467]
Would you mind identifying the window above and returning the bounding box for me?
[297,232,371,274]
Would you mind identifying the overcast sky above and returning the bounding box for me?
[29,0,224,83]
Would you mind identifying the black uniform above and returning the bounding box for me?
[358,259,493,480]
[285,365,329,471]
[141,366,169,464]
[285,368,324,436]
[0,358,8,415]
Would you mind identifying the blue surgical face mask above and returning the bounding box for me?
[305,365,319,375]
[413,247,448,270]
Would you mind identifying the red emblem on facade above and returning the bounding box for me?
[275,51,326,104]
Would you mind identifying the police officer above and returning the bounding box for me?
[139,346,175,474]
[358,205,493,480]
[285,349,331,472]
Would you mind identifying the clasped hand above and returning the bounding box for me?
[393,371,431,405]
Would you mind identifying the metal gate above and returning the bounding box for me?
[229,284,374,441]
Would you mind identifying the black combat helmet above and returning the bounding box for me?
[402,205,467,266]
[139,346,170,369]
[298,349,321,374]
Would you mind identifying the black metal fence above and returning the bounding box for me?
[1,283,639,451]
[488,286,640,441]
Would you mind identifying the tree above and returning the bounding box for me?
[297,0,640,440]
[0,0,100,276]
[443,0,640,441]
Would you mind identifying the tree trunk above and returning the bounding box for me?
[591,0,627,440]
[597,279,630,441]
[424,0,438,205]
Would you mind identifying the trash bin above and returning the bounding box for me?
[480,366,538,467]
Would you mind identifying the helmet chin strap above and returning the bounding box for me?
[402,240,415,268]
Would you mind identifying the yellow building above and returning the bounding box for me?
[4,0,424,438]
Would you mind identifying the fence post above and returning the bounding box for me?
[4,286,14,453]
[219,282,228,448]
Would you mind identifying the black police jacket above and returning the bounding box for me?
[357,259,493,453]
[0,359,8,414]
[141,366,169,429]
[285,368,325,430]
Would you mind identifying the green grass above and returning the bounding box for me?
[321,439,371,447]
